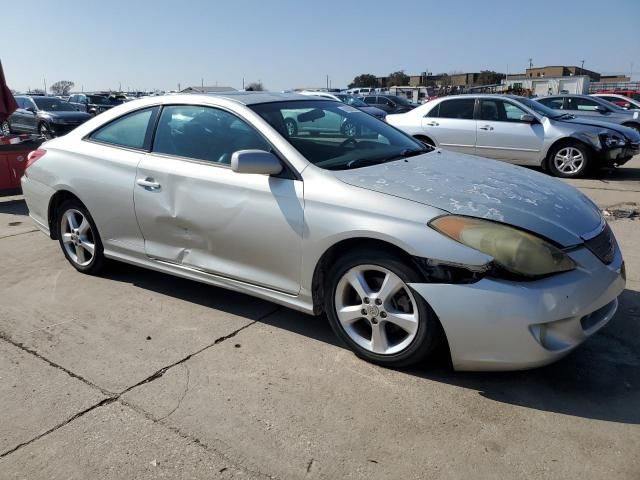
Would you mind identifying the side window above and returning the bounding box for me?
[152,105,270,165]
[89,107,157,149]
[15,98,24,109]
[424,103,440,118]
[364,96,376,105]
[438,99,475,120]
[23,98,35,110]
[539,98,564,110]
[567,97,601,111]
[503,101,529,121]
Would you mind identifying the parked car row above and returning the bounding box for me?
[386,94,639,178]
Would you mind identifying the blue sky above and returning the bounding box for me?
[3,0,639,92]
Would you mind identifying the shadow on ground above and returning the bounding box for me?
[104,261,640,425]
[0,198,29,216]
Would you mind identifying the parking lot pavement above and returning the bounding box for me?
[0,159,639,479]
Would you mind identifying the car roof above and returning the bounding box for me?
[202,91,311,105]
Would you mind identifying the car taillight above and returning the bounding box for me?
[25,148,46,170]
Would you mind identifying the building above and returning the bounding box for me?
[502,75,591,96]
[524,66,600,82]
[599,75,631,83]
[180,86,236,93]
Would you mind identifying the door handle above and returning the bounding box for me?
[479,125,494,131]
[136,178,161,190]
[426,121,439,126]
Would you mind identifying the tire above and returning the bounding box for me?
[57,199,105,274]
[324,249,440,368]
[39,122,53,140]
[341,119,359,138]
[1,120,11,136]
[284,118,298,136]
[547,141,591,178]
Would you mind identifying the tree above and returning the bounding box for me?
[386,70,410,87]
[245,81,264,91]
[477,70,505,86]
[50,80,75,95]
[348,74,378,89]
[29,88,45,95]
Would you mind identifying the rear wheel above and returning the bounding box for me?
[57,200,105,274]
[39,122,53,139]
[547,142,591,178]
[325,250,440,367]
[1,120,10,136]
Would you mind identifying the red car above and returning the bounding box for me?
[593,90,640,108]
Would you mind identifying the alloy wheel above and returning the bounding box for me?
[39,124,52,139]
[60,209,96,267]
[553,147,584,174]
[334,265,420,355]
[1,120,10,136]
[343,121,357,137]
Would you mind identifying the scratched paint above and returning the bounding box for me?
[334,150,602,246]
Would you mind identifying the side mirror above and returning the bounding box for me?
[595,105,609,113]
[25,107,35,113]
[520,114,536,123]
[231,150,283,175]
[623,103,631,110]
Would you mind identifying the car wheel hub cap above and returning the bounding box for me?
[554,147,584,174]
[61,209,95,267]
[334,265,420,355]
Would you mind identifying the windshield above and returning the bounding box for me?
[33,97,77,112]
[334,94,367,107]
[511,97,559,118]
[250,100,430,171]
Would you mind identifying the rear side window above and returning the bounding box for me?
[424,103,440,117]
[437,99,475,119]
[89,107,158,150]
[364,96,377,105]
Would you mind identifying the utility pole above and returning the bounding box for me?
[201,77,204,89]
[528,58,533,69]
[178,82,180,92]
[326,74,329,89]
[580,59,584,75]
[242,77,245,89]
[43,78,47,94]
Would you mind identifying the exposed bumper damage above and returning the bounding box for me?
[409,246,625,371]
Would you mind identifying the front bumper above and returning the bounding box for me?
[409,245,625,371]
[599,142,639,166]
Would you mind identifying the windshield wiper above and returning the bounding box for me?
[555,113,575,120]
[344,149,428,169]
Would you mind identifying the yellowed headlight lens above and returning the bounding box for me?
[431,216,576,277]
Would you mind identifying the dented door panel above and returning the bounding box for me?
[134,155,304,294]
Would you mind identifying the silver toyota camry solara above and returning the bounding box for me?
[21,92,626,371]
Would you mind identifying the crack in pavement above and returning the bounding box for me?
[0,229,39,240]
[157,363,190,421]
[0,305,281,461]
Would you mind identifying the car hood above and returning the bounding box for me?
[334,150,602,247]
[357,106,386,117]
[556,115,640,138]
[41,111,93,120]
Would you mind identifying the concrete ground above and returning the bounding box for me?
[0,157,638,479]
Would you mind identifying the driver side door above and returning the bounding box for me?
[133,104,304,294]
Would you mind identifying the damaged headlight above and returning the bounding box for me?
[600,134,626,149]
[430,215,576,278]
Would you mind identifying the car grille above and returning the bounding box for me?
[584,223,615,264]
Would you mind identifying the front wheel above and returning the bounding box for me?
[547,142,591,178]
[284,118,298,137]
[325,250,440,368]
[57,200,105,274]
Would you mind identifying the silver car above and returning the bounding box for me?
[386,94,640,178]
[21,92,625,371]
[536,94,640,132]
